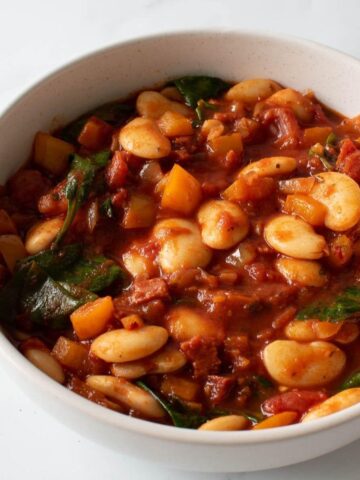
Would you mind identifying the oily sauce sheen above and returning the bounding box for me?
[2,78,360,430]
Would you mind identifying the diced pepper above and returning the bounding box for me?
[208,133,243,157]
[303,127,333,147]
[34,132,75,175]
[70,296,114,340]
[105,151,128,190]
[223,174,275,202]
[52,336,88,370]
[284,194,327,226]
[161,164,201,214]
[278,177,316,195]
[252,411,298,429]
[0,235,27,271]
[78,116,113,150]
[122,193,156,229]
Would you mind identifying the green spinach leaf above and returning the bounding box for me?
[174,76,230,109]
[340,371,360,390]
[56,255,122,292]
[296,286,360,322]
[137,381,207,429]
[20,262,96,329]
[0,261,96,329]
[54,151,111,246]
[0,244,121,329]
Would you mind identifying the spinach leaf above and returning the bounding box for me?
[24,244,82,277]
[296,286,360,322]
[137,381,207,429]
[56,255,122,292]
[24,244,122,293]
[20,262,96,329]
[0,244,121,329]
[174,76,230,109]
[340,371,360,390]
[0,261,96,329]
[54,151,111,246]
[137,381,261,428]
[58,102,134,143]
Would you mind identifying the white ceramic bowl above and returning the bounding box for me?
[1,31,360,473]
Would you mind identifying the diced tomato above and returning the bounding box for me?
[262,390,328,415]
[38,179,68,215]
[105,151,129,190]
[336,138,360,182]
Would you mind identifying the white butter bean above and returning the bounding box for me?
[198,415,248,431]
[302,388,360,422]
[225,79,281,105]
[24,348,65,384]
[240,156,296,177]
[86,375,165,418]
[153,218,212,274]
[285,320,343,342]
[136,91,191,119]
[264,214,327,259]
[197,200,249,249]
[266,88,314,122]
[263,340,346,387]
[310,172,360,232]
[90,326,168,363]
[165,306,223,342]
[119,117,171,159]
[275,257,327,287]
[111,344,187,379]
[25,217,63,254]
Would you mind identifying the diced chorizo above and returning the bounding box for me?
[204,375,235,405]
[260,107,301,148]
[105,151,129,190]
[336,138,360,182]
[129,277,169,305]
[180,336,220,378]
[261,390,328,415]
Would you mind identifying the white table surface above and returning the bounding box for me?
[1,0,360,478]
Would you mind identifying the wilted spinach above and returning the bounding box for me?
[0,261,95,329]
[296,286,360,322]
[54,151,111,246]
[174,76,230,108]
[137,381,260,428]
[0,244,122,329]
[174,75,230,125]
[137,381,207,429]
[340,371,360,390]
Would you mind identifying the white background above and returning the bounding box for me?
[0,0,360,478]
